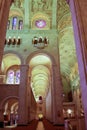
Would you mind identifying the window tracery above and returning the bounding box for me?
[7,17,23,30]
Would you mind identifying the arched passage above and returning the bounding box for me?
[0,53,22,84]
[28,53,52,120]
[0,96,18,126]
[26,50,64,124]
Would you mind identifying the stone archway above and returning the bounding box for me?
[0,96,18,126]
[26,51,64,124]
[29,54,52,121]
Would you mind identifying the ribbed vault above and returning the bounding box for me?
[29,55,52,102]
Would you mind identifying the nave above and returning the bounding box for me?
[9,119,57,130]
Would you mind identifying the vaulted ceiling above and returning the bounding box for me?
[58,0,79,92]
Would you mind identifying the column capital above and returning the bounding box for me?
[20,64,29,67]
[20,64,29,69]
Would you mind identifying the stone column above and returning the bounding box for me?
[0,109,4,122]
[18,65,29,125]
[52,0,57,29]
[52,65,64,125]
[0,0,12,71]
[46,87,52,122]
[66,0,87,129]
[24,0,30,29]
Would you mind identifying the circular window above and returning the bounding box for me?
[35,19,46,28]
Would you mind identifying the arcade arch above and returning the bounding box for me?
[27,53,53,120]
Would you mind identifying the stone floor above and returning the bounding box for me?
[1,119,64,130]
[36,121,45,130]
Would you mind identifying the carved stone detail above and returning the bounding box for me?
[32,0,52,12]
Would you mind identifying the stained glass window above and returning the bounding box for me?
[18,20,23,30]
[35,19,46,28]
[7,20,10,30]
[6,70,14,84]
[6,70,20,84]
[15,70,20,84]
[9,17,23,30]
[12,17,17,30]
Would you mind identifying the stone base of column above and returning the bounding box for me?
[18,120,28,126]
[0,122,4,128]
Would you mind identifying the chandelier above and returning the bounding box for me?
[32,36,49,49]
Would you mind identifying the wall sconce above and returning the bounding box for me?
[67,109,72,118]
[32,36,49,49]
